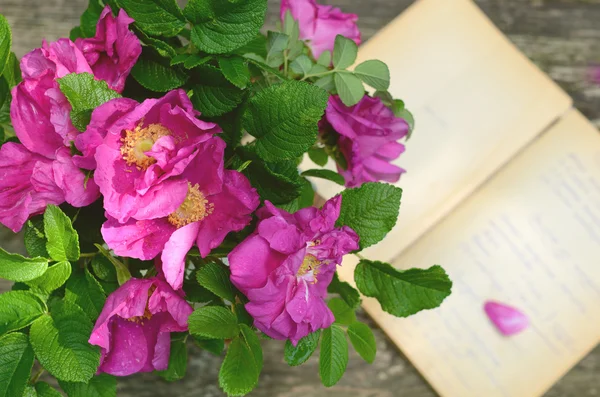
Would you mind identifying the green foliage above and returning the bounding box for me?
[64,269,106,322]
[94,244,131,285]
[266,31,288,67]
[284,330,320,367]
[328,273,361,309]
[301,169,345,186]
[2,52,21,89]
[0,291,45,336]
[59,374,117,397]
[243,81,329,162]
[118,0,186,37]
[355,261,452,317]
[187,0,267,54]
[194,337,225,355]
[57,73,121,131]
[308,146,329,167]
[196,262,236,302]
[277,177,314,213]
[332,35,358,70]
[353,60,390,91]
[0,15,12,78]
[188,306,239,339]
[43,205,80,262]
[131,49,188,92]
[191,85,244,117]
[0,248,48,282]
[80,0,104,38]
[240,324,263,371]
[24,217,49,258]
[29,301,101,382]
[347,322,376,363]
[157,339,187,382]
[25,261,72,293]
[327,298,357,325]
[0,333,34,397]
[219,330,261,396]
[290,55,313,76]
[34,382,63,397]
[334,72,364,107]
[218,56,251,89]
[337,182,402,250]
[319,325,348,387]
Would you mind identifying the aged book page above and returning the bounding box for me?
[302,0,572,262]
[343,110,600,397]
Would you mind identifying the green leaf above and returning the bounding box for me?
[240,324,263,371]
[328,297,356,325]
[290,54,313,76]
[43,205,80,262]
[301,169,345,186]
[347,322,376,363]
[59,374,117,397]
[334,72,364,107]
[328,273,360,309]
[191,85,243,117]
[188,0,267,54]
[188,306,239,339]
[25,261,71,293]
[393,100,415,139]
[131,49,188,92]
[196,262,236,302]
[183,54,211,69]
[0,291,45,336]
[0,248,48,282]
[135,29,178,58]
[308,146,328,167]
[29,301,100,382]
[57,73,121,131]
[80,0,104,38]
[277,177,314,213]
[243,81,328,162]
[34,382,63,397]
[353,60,390,91]
[0,78,9,125]
[24,217,49,258]
[94,244,131,285]
[65,269,106,322]
[332,35,357,70]
[193,336,224,355]
[317,51,332,66]
[117,0,185,37]
[219,336,259,396]
[284,330,320,367]
[2,52,21,89]
[355,261,452,317]
[90,255,117,283]
[0,333,34,397]
[233,34,267,58]
[0,15,12,77]
[265,31,288,68]
[337,182,402,250]
[218,56,251,88]
[319,325,348,387]
[234,303,253,327]
[157,339,187,382]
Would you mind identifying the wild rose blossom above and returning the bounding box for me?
[89,277,193,376]
[75,6,141,93]
[280,0,361,59]
[229,196,359,344]
[90,90,260,290]
[324,95,409,187]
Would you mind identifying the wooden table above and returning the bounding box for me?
[1,0,599,395]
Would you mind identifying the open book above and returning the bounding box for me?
[301,0,600,396]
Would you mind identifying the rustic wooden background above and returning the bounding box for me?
[1,0,599,396]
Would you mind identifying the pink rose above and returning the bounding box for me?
[89,277,193,376]
[229,196,359,345]
[324,95,408,187]
[280,0,361,59]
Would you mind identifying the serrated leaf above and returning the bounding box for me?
[218,57,251,88]
[232,34,267,58]
[25,261,71,293]
[0,291,45,336]
[170,53,189,66]
[355,261,452,317]
[317,51,332,66]
[290,55,313,76]
[319,325,348,387]
[327,298,356,325]
[188,0,267,54]
[34,382,63,397]
[24,217,49,258]
[65,269,106,322]
[191,85,243,117]
[196,262,236,302]
[240,324,263,371]
[353,60,390,91]
[0,333,34,397]
[59,374,117,397]
[337,182,402,250]
[44,205,80,262]
[284,330,320,367]
[332,35,357,70]
[334,72,364,107]
[136,29,178,58]
[277,177,314,213]
[193,336,224,355]
[0,246,48,282]
[308,146,328,167]
[0,15,12,77]
[30,301,100,382]
[234,303,253,327]
[183,54,211,69]
[118,0,185,37]
[243,81,328,162]
[80,0,104,38]
[157,339,187,382]
[57,73,121,131]
[301,169,344,186]
[188,306,239,339]
[328,273,360,309]
[347,322,376,363]
[219,336,259,396]
[131,52,188,92]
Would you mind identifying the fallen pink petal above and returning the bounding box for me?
[484,301,529,336]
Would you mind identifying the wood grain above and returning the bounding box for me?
[0,0,599,396]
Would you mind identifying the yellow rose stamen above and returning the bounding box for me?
[297,254,321,284]
[168,182,214,228]
[120,123,171,170]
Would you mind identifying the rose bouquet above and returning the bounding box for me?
[0,0,452,396]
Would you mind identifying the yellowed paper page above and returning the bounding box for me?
[302,0,572,262]
[350,110,600,397]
